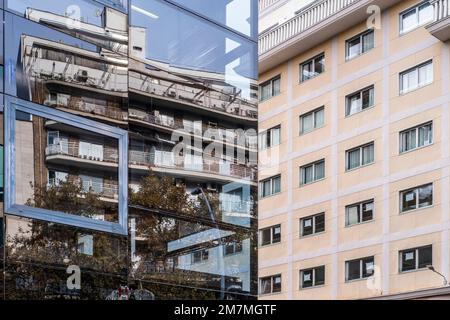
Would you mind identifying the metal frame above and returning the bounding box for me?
[4,96,129,235]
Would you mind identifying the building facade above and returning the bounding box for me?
[0,0,258,300]
[258,0,450,299]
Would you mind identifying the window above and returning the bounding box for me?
[345,86,375,116]
[346,30,375,60]
[260,225,281,246]
[300,213,325,237]
[260,76,281,101]
[4,96,129,235]
[346,256,375,281]
[259,175,281,198]
[400,245,432,272]
[224,241,243,256]
[300,266,325,289]
[259,126,281,150]
[191,249,209,264]
[346,200,374,226]
[346,143,374,171]
[300,53,325,82]
[260,274,282,295]
[300,159,325,185]
[300,107,325,135]
[400,60,433,94]
[400,122,433,153]
[400,1,433,34]
[400,183,433,213]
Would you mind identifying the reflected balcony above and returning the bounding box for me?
[48,177,119,202]
[129,150,257,184]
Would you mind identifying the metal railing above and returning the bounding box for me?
[46,142,119,163]
[259,0,358,55]
[48,178,119,199]
[129,150,257,181]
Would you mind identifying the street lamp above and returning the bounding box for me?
[427,265,448,286]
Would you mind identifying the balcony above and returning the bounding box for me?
[427,0,450,41]
[258,0,402,73]
[48,178,119,201]
[259,0,284,13]
[45,141,119,171]
[129,150,257,183]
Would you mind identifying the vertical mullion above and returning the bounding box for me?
[360,259,363,279]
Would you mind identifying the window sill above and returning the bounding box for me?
[345,276,373,284]
[300,177,326,188]
[399,21,433,37]
[299,72,326,85]
[299,284,326,291]
[259,241,282,249]
[399,267,428,275]
[300,124,326,136]
[345,219,374,228]
[259,291,282,297]
[399,81,434,96]
[345,47,375,62]
[259,93,282,104]
[399,142,434,156]
[345,104,375,119]
[259,191,282,201]
[300,231,326,239]
[400,204,433,215]
[345,161,375,173]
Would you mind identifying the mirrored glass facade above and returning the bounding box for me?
[0,0,257,300]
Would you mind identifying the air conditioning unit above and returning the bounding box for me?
[76,70,89,82]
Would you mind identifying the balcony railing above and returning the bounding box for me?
[48,178,119,199]
[129,150,257,181]
[259,0,358,55]
[432,0,450,20]
[259,0,283,12]
[129,71,258,121]
[46,142,119,164]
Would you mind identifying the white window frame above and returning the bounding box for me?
[259,274,282,295]
[259,125,281,150]
[300,212,325,237]
[345,199,374,227]
[399,183,433,213]
[191,249,209,264]
[300,266,325,289]
[345,86,375,117]
[399,1,434,35]
[345,30,375,60]
[259,224,281,247]
[300,53,325,83]
[259,75,281,102]
[300,106,325,135]
[399,121,433,154]
[300,159,325,186]
[399,245,432,273]
[259,175,281,198]
[345,142,374,171]
[345,256,375,282]
[399,60,433,95]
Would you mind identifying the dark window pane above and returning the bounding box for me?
[362,257,374,278]
[302,218,313,236]
[401,250,416,271]
[314,55,325,74]
[402,189,417,212]
[260,277,272,294]
[301,269,313,288]
[418,184,433,208]
[261,228,271,246]
[315,214,325,233]
[347,260,361,281]
[362,202,374,222]
[418,246,432,269]
[272,226,281,243]
[315,266,325,286]
[272,275,282,293]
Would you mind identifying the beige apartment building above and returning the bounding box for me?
[258,0,450,299]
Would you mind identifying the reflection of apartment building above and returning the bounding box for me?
[1,0,258,300]
[258,0,450,300]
